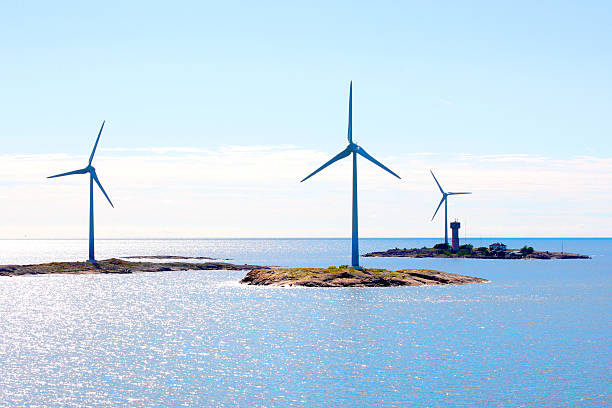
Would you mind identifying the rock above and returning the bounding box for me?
[240,267,487,287]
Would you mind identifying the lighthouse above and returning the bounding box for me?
[450,220,461,252]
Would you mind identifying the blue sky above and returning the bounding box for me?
[2,1,610,156]
[0,1,610,238]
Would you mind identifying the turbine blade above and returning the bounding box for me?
[88,120,105,165]
[91,170,114,208]
[47,168,87,178]
[448,192,472,195]
[430,170,445,194]
[431,196,446,221]
[301,147,351,182]
[355,146,401,179]
[347,81,352,143]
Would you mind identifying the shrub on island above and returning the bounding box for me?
[433,243,451,250]
[520,246,534,255]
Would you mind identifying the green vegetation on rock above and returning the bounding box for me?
[241,266,488,287]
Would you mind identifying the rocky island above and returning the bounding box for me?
[1,258,488,288]
[241,266,487,287]
[0,258,265,277]
[364,243,590,259]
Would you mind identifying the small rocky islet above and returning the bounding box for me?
[240,266,487,287]
[364,244,590,260]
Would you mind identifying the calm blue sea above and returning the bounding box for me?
[0,238,610,407]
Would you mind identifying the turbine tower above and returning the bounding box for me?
[48,121,114,262]
[430,170,470,245]
[301,82,400,269]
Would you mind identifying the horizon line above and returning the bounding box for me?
[0,237,610,240]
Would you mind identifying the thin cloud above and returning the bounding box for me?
[0,146,610,238]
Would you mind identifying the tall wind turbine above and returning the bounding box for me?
[48,121,114,262]
[430,170,470,245]
[301,82,401,269]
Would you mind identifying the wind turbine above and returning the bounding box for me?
[48,121,114,262]
[430,170,470,245]
[301,82,401,269]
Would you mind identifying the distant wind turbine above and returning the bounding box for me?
[301,82,401,269]
[48,121,114,262]
[430,170,470,245]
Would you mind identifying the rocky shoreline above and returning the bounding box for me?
[0,258,265,277]
[240,267,487,287]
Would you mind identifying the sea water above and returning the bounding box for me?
[0,238,610,407]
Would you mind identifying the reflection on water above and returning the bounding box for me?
[0,239,610,407]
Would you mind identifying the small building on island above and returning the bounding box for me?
[489,243,507,252]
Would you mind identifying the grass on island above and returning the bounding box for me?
[265,265,441,279]
[242,265,487,286]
